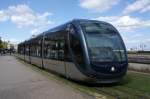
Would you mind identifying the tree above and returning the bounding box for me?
[0,37,8,49]
[0,37,3,49]
[2,41,8,49]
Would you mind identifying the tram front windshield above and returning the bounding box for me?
[80,22,126,62]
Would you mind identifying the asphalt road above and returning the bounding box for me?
[0,55,95,99]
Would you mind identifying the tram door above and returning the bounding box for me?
[43,32,67,76]
[65,24,87,79]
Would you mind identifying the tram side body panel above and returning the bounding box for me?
[15,53,21,58]
[24,55,30,62]
[43,59,66,76]
[65,62,89,81]
[16,54,21,58]
[64,22,91,81]
[15,53,25,61]
[15,54,21,59]
[30,56,42,68]
[19,54,24,60]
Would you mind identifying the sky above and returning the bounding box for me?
[0,0,150,50]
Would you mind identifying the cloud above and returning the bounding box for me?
[123,0,150,14]
[123,33,150,50]
[0,4,53,28]
[31,28,39,35]
[141,5,150,12]
[95,15,150,32]
[1,37,21,44]
[79,0,120,12]
[9,38,21,44]
[30,27,46,35]
[95,15,150,50]
[0,11,9,22]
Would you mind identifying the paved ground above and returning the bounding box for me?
[0,55,95,99]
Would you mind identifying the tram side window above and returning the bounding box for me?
[44,32,66,60]
[51,35,59,59]
[30,38,42,57]
[18,44,25,55]
[44,34,53,59]
[22,45,25,55]
[37,39,42,57]
[57,32,66,60]
[18,45,21,54]
[30,43,34,56]
[69,25,85,66]
[25,44,30,56]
